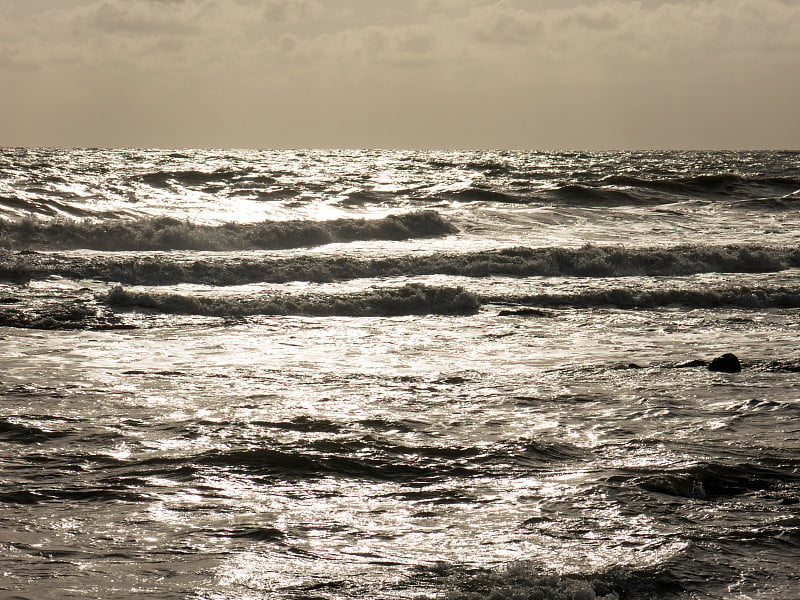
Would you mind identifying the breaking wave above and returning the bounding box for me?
[494,284,800,309]
[104,284,481,317]
[0,211,455,251]
[0,300,131,330]
[4,243,799,286]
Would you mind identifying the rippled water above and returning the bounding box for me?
[1,149,800,599]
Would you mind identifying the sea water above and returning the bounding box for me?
[1,149,799,599]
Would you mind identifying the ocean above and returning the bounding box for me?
[1,148,799,599]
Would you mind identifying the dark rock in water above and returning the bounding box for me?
[498,307,552,317]
[708,353,742,373]
[675,359,708,368]
[441,376,467,385]
[612,363,643,370]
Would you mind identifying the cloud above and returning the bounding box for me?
[6,0,798,78]
[261,0,322,23]
[1,0,799,148]
[89,0,199,34]
[470,3,545,45]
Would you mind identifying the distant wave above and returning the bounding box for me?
[104,284,481,317]
[602,172,744,194]
[3,243,800,286]
[426,158,512,175]
[602,173,800,193]
[0,211,455,251]
[138,168,248,189]
[431,173,800,207]
[545,173,800,206]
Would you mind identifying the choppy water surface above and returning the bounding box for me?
[1,149,800,599]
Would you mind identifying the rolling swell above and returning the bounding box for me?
[0,211,455,251]
[0,418,71,444]
[196,447,471,482]
[163,434,580,482]
[601,173,800,195]
[622,461,800,500]
[3,243,799,286]
[442,187,525,204]
[601,173,742,195]
[546,183,658,206]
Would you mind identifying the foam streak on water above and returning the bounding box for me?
[1,149,800,600]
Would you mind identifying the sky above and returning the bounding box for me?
[1,0,799,150]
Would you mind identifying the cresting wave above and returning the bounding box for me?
[493,284,800,309]
[105,284,481,317]
[3,243,799,286]
[0,211,455,251]
[102,282,800,320]
[4,279,792,331]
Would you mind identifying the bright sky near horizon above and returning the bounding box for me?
[2,0,799,150]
